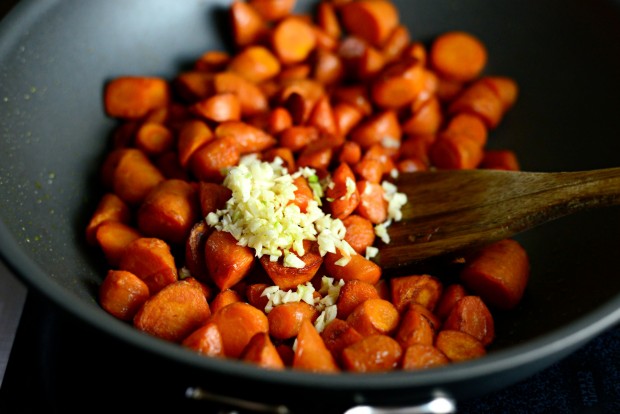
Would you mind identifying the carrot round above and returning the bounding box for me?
[324,251,382,285]
[443,295,495,346]
[182,321,225,357]
[320,318,364,363]
[394,307,435,349]
[402,344,449,370]
[104,76,169,119]
[268,301,319,340]
[430,31,487,82]
[209,289,243,315]
[390,274,444,313]
[340,0,399,47]
[336,279,381,320]
[85,193,130,245]
[99,269,150,321]
[346,298,400,337]
[341,334,402,372]
[204,230,255,291]
[228,45,281,83]
[210,302,269,358]
[119,237,178,294]
[435,330,486,362]
[271,16,317,65]
[342,214,375,255]
[96,221,143,267]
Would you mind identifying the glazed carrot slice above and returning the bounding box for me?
[271,16,317,65]
[296,134,338,171]
[443,295,495,346]
[265,107,293,135]
[390,274,444,313]
[95,221,142,267]
[346,298,400,337]
[402,344,449,370]
[430,31,487,82]
[182,321,225,357]
[320,318,364,363]
[245,283,270,311]
[249,0,296,22]
[228,45,281,83]
[429,134,484,170]
[448,79,504,129]
[382,24,410,63]
[355,180,388,224]
[307,94,338,135]
[204,230,255,291]
[104,148,165,205]
[134,122,174,156]
[394,307,435,349]
[279,126,320,152]
[137,179,199,245]
[441,113,488,146]
[354,158,383,184]
[349,110,401,149]
[339,0,399,47]
[333,103,363,138]
[99,269,150,321]
[104,76,170,119]
[191,92,242,123]
[177,119,214,168]
[229,1,269,48]
[199,182,232,217]
[134,278,211,343]
[268,301,319,340]
[324,251,382,285]
[316,2,341,40]
[184,221,211,284]
[326,162,360,220]
[259,240,323,290]
[194,50,230,72]
[293,319,340,373]
[336,279,381,320]
[435,330,486,362]
[190,136,241,182]
[371,58,426,109]
[435,284,468,321]
[291,176,314,213]
[85,193,131,245]
[459,239,530,310]
[480,76,519,111]
[213,71,269,116]
[210,302,269,358]
[209,289,243,315]
[401,96,443,136]
[241,332,285,370]
[342,214,375,255]
[341,334,403,372]
[119,237,178,294]
[263,147,296,173]
[215,121,277,154]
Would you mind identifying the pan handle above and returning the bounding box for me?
[186,386,456,414]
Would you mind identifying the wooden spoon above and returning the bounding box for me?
[374,166,620,269]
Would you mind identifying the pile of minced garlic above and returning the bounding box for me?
[205,155,407,331]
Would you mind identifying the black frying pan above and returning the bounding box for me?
[1,0,620,412]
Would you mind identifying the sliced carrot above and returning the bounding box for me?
[341,334,402,372]
[155,151,188,181]
[204,230,255,291]
[326,162,360,220]
[259,240,323,290]
[228,45,281,83]
[342,214,375,255]
[96,221,142,268]
[429,134,484,170]
[316,2,341,39]
[215,121,277,155]
[401,96,443,136]
[278,126,320,152]
[435,330,486,362]
[390,274,444,313]
[263,146,296,173]
[332,84,373,116]
[293,319,340,373]
[291,176,315,213]
[104,148,165,205]
[435,284,468,321]
[213,71,269,116]
[296,134,337,171]
[355,180,388,224]
[137,179,199,245]
[134,122,174,156]
[271,16,317,65]
[339,0,399,47]
[99,269,150,321]
[199,181,232,217]
[430,31,487,82]
[191,93,242,123]
[320,318,364,363]
[349,110,401,149]
[480,149,521,171]
[382,24,410,63]
[441,113,488,146]
[209,289,243,315]
[333,103,364,138]
[394,307,435,349]
[119,237,178,294]
[182,321,225,357]
[245,283,270,311]
[184,221,211,284]
[190,136,241,182]
[459,239,530,310]
[402,344,449,370]
[229,1,269,48]
[448,79,505,129]
[338,141,362,166]
[443,295,495,346]
[354,158,383,184]
[480,76,519,111]
[265,107,293,136]
[241,332,285,370]
[134,278,211,343]
[307,94,338,135]
[399,132,435,166]
[371,58,426,109]
[194,50,231,72]
[249,0,296,22]
[173,71,214,102]
[177,119,214,168]
[85,193,131,245]
[210,302,269,358]
[324,251,382,285]
[336,279,381,320]
[268,301,319,340]
[104,76,169,119]
[312,46,345,86]
[346,298,400,337]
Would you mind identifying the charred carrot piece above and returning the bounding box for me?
[390,274,444,313]
[394,307,435,349]
[341,334,403,372]
[182,321,225,357]
[134,278,211,343]
[241,332,285,370]
[459,239,530,310]
[119,237,178,294]
[184,221,211,284]
[320,318,364,363]
[443,295,495,346]
[99,269,150,321]
[210,302,269,358]
[402,344,449,370]
[204,230,255,291]
[260,240,323,290]
[293,319,340,373]
[435,330,486,362]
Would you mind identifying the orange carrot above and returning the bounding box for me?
[209,289,244,315]
[394,307,435,349]
[402,344,449,370]
[85,193,131,245]
[268,301,319,340]
[204,230,255,291]
[228,45,281,83]
[293,319,340,373]
[339,0,399,47]
[241,332,285,370]
[182,321,225,357]
[341,334,402,372]
[210,302,269,358]
[346,298,400,337]
[336,279,381,320]
[190,136,241,182]
[229,1,268,48]
[99,269,150,321]
[430,31,487,82]
[191,93,242,123]
[134,122,174,156]
[271,16,317,65]
[320,318,364,363]
[119,237,178,294]
[96,221,143,267]
[390,274,443,313]
[215,121,277,154]
[104,76,170,119]
[443,295,495,346]
[342,214,375,255]
[480,149,520,171]
[326,162,360,219]
[324,251,382,285]
[435,330,486,362]
[355,180,388,224]
[177,119,214,168]
[260,240,323,290]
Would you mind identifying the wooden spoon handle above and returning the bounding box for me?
[376,167,620,268]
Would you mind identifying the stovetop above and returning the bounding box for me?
[0,285,618,413]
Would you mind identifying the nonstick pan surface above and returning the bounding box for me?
[1,0,619,411]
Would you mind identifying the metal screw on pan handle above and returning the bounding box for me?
[186,387,456,414]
